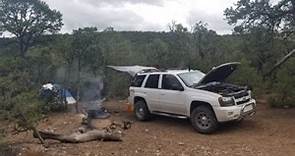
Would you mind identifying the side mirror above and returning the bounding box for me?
[171,83,184,91]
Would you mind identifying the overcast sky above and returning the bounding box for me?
[43,0,239,34]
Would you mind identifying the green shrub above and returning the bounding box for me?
[104,70,131,99]
[0,57,43,132]
[269,58,295,108]
[0,130,7,151]
[269,96,295,108]
[0,130,16,156]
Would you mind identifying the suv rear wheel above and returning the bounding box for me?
[134,100,150,121]
[191,105,218,134]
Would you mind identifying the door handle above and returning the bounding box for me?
[160,93,165,95]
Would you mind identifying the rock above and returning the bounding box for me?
[122,120,132,130]
[155,150,161,156]
[78,126,87,133]
[85,152,91,156]
[145,129,149,133]
[178,142,185,146]
[135,148,142,153]
[110,124,117,129]
[112,121,120,125]
[46,127,54,133]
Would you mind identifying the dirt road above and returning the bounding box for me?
[6,98,295,156]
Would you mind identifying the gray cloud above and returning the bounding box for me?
[44,0,233,34]
[84,0,164,7]
[44,0,155,32]
[187,9,233,34]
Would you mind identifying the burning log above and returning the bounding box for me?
[34,129,122,143]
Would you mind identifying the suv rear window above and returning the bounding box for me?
[145,74,159,88]
[131,75,146,87]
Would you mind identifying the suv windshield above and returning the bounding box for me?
[178,71,205,87]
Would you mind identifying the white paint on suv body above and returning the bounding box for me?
[128,70,256,122]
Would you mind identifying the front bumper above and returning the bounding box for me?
[214,99,256,122]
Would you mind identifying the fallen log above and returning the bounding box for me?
[34,130,122,143]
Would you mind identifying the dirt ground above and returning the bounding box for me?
[4,98,295,156]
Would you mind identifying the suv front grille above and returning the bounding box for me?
[236,98,250,105]
[233,90,251,105]
[233,90,249,99]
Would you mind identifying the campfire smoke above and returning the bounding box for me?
[80,74,110,119]
[55,67,110,118]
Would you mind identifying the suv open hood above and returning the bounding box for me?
[198,62,240,85]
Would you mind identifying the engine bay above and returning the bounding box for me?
[195,82,250,97]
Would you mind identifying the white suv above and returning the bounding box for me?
[128,62,256,133]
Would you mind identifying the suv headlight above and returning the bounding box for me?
[248,90,252,99]
[218,97,235,107]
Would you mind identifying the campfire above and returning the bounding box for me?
[35,77,131,145]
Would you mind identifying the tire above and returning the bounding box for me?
[191,105,218,134]
[134,100,150,121]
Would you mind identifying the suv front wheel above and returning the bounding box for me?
[191,105,218,134]
[134,100,150,121]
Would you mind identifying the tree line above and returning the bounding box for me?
[0,0,294,147]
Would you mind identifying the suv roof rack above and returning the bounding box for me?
[139,69,162,74]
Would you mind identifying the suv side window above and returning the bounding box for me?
[131,75,146,87]
[162,74,183,90]
[145,74,160,89]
